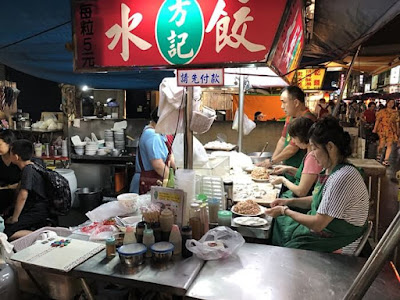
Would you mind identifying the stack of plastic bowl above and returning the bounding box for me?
[104,130,114,149]
[74,144,85,155]
[85,141,98,156]
[114,129,125,150]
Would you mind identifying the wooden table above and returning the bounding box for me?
[347,158,387,242]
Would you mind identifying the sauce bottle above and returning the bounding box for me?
[136,221,146,243]
[151,222,162,242]
[106,236,116,259]
[181,226,193,258]
[189,203,202,240]
[159,208,174,241]
[123,226,137,245]
[169,224,182,255]
[142,224,155,258]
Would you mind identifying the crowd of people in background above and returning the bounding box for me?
[313,97,400,167]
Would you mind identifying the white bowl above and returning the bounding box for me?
[75,148,84,155]
[117,193,138,213]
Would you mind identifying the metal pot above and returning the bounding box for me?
[75,187,102,213]
[247,152,272,164]
[151,242,174,263]
[118,243,147,267]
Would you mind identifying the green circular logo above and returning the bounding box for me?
[156,0,204,65]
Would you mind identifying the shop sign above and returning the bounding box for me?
[371,75,378,90]
[270,0,304,82]
[390,66,400,85]
[177,69,224,86]
[72,0,287,71]
[296,68,325,90]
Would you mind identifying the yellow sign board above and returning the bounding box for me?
[297,69,326,90]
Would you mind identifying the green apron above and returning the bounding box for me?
[281,157,310,214]
[283,117,306,182]
[281,156,304,199]
[272,164,367,253]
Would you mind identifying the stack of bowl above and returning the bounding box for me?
[114,129,125,150]
[85,141,98,156]
[74,144,85,155]
[104,130,114,149]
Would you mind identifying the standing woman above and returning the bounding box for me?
[0,130,21,214]
[267,117,369,254]
[373,99,399,166]
[129,108,175,194]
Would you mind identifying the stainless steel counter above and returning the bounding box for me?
[72,249,204,296]
[186,243,400,300]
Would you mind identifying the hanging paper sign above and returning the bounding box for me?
[270,0,304,82]
[72,0,287,71]
[177,68,224,86]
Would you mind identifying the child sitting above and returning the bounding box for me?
[4,140,49,240]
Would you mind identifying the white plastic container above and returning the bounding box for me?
[55,169,78,207]
[169,224,182,255]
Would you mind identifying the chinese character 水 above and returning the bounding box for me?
[105,3,152,61]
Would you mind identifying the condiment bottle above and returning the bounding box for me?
[142,224,155,258]
[189,203,202,240]
[123,226,136,245]
[159,208,174,241]
[169,224,182,255]
[105,236,116,259]
[181,226,193,258]
[208,198,220,223]
[199,203,209,236]
[151,222,162,242]
[218,210,232,227]
[136,221,146,243]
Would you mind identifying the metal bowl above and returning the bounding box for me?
[247,152,272,164]
[117,243,147,267]
[151,242,174,263]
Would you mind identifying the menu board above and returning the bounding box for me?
[151,186,185,227]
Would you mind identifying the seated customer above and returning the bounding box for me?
[0,130,21,215]
[271,117,322,198]
[4,140,49,240]
[266,117,369,254]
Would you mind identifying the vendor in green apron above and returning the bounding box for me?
[258,86,316,182]
[266,117,369,254]
[271,117,322,200]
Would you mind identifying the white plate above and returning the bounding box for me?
[243,166,254,173]
[231,204,265,217]
[251,177,269,182]
[234,217,268,227]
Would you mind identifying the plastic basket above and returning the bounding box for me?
[11,226,72,252]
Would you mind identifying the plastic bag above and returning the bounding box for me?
[89,225,119,241]
[232,111,256,135]
[172,133,209,167]
[190,110,215,134]
[186,226,245,260]
[86,201,129,222]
